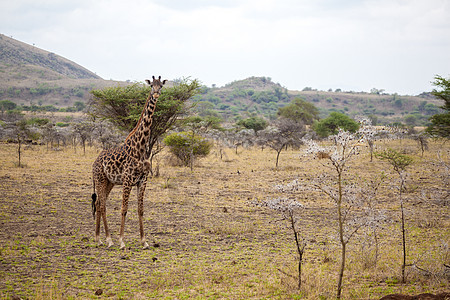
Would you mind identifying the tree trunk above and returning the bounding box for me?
[400,176,406,283]
[290,215,304,289]
[18,138,22,167]
[337,171,345,299]
[401,199,406,283]
[337,242,346,299]
[276,150,281,168]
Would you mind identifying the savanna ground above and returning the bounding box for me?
[0,139,448,299]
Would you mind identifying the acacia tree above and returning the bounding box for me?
[277,97,319,125]
[313,112,360,138]
[259,118,306,168]
[88,78,201,171]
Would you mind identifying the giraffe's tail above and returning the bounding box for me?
[91,180,97,220]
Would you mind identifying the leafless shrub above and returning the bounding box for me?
[251,197,306,289]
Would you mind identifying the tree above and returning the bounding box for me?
[236,116,268,134]
[73,121,94,155]
[313,112,359,138]
[277,97,319,125]
[305,127,384,299]
[404,114,418,127]
[370,88,385,95]
[259,118,305,168]
[88,78,201,164]
[74,101,86,112]
[182,115,223,131]
[375,149,412,283]
[0,100,17,114]
[426,75,450,138]
[10,119,39,167]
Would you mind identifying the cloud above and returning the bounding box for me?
[1,0,449,94]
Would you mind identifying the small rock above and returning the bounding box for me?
[152,257,158,262]
[94,289,103,296]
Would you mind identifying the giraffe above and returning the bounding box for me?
[91,76,167,250]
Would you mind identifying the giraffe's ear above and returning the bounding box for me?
[152,76,156,80]
[145,79,151,85]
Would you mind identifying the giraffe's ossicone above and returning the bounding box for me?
[91,76,167,250]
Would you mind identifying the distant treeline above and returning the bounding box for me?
[0,99,85,113]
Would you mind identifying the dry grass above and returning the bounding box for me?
[0,139,448,299]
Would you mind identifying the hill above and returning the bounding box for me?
[0,35,443,126]
[194,77,442,125]
[0,34,121,108]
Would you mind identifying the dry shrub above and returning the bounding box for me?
[316,151,331,159]
[164,153,185,167]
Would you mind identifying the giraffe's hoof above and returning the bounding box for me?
[119,242,126,250]
[143,242,150,250]
[106,237,114,248]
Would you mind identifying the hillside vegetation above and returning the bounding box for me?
[0,34,444,126]
[195,77,442,125]
[0,34,121,108]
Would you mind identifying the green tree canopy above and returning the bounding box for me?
[236,116,268,133]
[426,75,450,138]
[181,115,223,131]
[0,100,17,113]
[163,131,212,166]
[313,112,359,138]
[88,78,201,153]
[277,97,319,125]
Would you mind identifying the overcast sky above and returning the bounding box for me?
[1,0,449,95]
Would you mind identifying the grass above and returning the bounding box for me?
[0,139,448,299]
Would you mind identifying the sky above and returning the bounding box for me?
[1,0,449,95]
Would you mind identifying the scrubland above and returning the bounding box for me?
[0,139,448,299]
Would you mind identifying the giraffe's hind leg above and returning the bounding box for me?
[95,179,114,248]
[102,181,114,248]
[95,194,102,245]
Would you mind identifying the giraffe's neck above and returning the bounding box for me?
[125,93,158,160]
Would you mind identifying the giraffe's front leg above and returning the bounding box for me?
[137,178,149,250]
[119,184,132,250]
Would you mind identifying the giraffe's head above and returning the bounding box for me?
[145,76,167,98]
